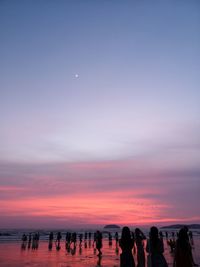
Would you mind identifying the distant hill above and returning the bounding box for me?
[161,224,200,229]
[104,224,120,229]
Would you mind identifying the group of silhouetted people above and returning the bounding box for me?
[21,226,198,267]
[173,226,198,267]
[48,231,101,253]
[119,225,198,267]
[21,232,40,250]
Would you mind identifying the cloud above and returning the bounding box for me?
[0,156,199,227]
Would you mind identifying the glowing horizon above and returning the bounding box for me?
[0,158,199,228]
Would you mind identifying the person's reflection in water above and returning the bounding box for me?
[115,245,119,255]
[79,246,82,255]
[56,243,61,251]
[97,254,102,266]
[89,239,91,248]
[71,245,76,255]
[67,245,71,253]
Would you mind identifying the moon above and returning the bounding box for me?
[75,74,79,78]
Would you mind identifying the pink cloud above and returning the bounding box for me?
[0,160,199,227]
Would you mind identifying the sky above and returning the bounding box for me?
[0,0,200,228]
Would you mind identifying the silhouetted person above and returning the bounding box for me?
[119,226,135,267]
[34,232,39,249]
[115,231,119,246]
[146,226,168,267]
[135,228,146,267]
[56,232,62,244]
[48,232,54,250]
[49,231,54,241]
[32,234,35,249]
[21,234,27,250]
[66,232,71,249]
[79,233,83,247]
[108,232,112,246]
[173,228,198,267]
[84,232,88,241]
[89,232,92,240]
[28,233,32,249]
[84,232,88,248]
[165,231,168,239]
[56,232,62,250]
[96,230,103,256]
[71,232,77,247]
[32,233,39,249]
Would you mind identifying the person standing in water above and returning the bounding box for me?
[119,226,135,267]
[173,227,198,267]
[56,232,62,250]
[146,226,168,267]
[48,232,54,250]
[96,230,103,256]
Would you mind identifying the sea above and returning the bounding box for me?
[0,227,200,267]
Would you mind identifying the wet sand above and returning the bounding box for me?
[0,238,199,267]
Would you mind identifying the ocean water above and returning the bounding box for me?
[0,228,199,267]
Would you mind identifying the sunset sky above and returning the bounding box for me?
[0,0,200,228]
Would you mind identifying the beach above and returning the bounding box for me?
[0,229,200,267]
[1,2,200,266]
